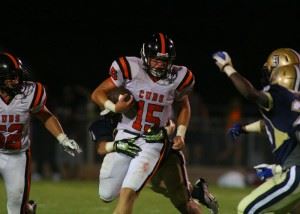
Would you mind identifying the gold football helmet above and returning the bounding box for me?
[264,48,300,73]
[270,64,300,91]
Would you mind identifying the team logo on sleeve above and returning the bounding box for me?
[110,67,118,80]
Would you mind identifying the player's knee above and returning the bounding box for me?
[99,193,115,203]
[99,183,120,202]
[99,190,117,202]
[100,197,113,203]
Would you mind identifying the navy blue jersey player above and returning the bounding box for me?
[261,83,300,166]
[228,48,300,148]
[88,112,219,214]
[213,51,300,213]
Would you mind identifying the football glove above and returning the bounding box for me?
[254,163,282,181]
[213,51,238,77]
[212,51,232,70]
[142,126,167,143]
[228,123,245,141]
[57,134,82,157]
[114,138,141,158]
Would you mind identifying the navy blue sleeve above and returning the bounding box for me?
[88,118,115,143]
[263,84,298,132]
[268,85,292,110]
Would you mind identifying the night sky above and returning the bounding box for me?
[2,0,300,105]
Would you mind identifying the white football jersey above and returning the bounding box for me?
[0,81,47,153]
[109,56,194,134]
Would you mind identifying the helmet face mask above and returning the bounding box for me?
[141,33,176,80]
[147,57,173,78]
[0,52,24,96]
[270,64,300,91]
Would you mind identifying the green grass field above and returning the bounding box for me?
[0,180,252,213]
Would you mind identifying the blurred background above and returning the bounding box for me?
[1,0,300,185]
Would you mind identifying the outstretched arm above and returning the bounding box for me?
[228,120,265,141]
[213,51,270,109]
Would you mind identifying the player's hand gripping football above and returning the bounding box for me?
[57,134,82,156]
[115,93,135,113]
[114,138,142,158]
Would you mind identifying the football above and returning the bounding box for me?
[107,87,138,119]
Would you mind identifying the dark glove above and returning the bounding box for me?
[228,123,245,141]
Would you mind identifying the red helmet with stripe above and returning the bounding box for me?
[0,52,24,96]
[141,32,176,80]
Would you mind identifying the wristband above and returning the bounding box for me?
[104,100,116,112]
[105,141,114,153]
[176,125,187,138]
[56,133,67,143]
[223,65,237,77]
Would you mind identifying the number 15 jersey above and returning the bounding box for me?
[109,56,194,134]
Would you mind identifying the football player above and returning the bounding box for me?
[91,32,197,214]
[0,52,82,214]
[213,51,300,213]
[228,48,300,140]
[88,111,218,214]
